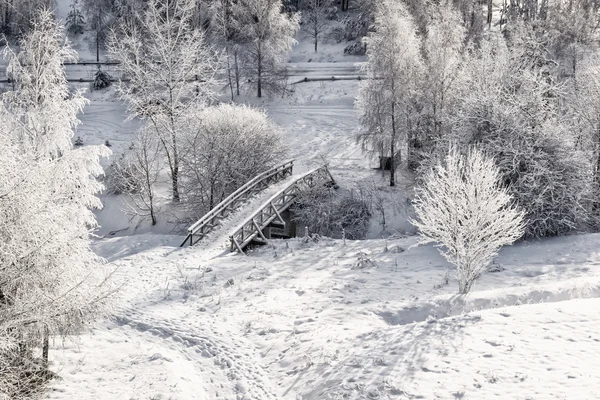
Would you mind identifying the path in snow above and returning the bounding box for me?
[50,173,312,399]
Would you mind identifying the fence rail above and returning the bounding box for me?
[180,159,295,247]
[230,165,336,253]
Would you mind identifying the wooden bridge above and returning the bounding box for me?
[180,161,336,252]
[180,160,294,247]
[229,165,336,253]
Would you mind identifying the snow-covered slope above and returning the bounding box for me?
[48,232,600,400]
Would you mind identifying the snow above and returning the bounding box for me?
[48,229,600,400]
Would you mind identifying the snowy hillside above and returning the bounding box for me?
[48,233,600,399]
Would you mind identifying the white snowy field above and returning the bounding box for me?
[47,231,600,400]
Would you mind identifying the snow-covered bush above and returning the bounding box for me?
[104,153,141,195]
[92,66,112,90]
[181,103,286,220]
[343,41,366,56]
[291,185,372,240]
[448,36,594,238]
[411,146,525,294]
[0,347,54,400]
[105,130,161,225]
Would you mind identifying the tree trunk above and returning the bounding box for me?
[171,127,180,202]
[150,200,157,225]
[257,45,262,98]
[42,327,49,367]
[487,0,493,28]
[95,10,101,63]
[226,46,234,101]
[314,13,318,52]
[143,153,157,226]
[390,101,397,187]
[389,140,395,187]
[234,49,240,96]
[172,162,180,202]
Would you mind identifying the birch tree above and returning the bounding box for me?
[411,146,525,294]
[232,0,299,97]
[357,0,423,186]
[421,1,465,146]
[109,0,220,202]
[0,11,113,397]
[209,0,245,99]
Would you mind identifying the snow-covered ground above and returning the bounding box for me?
[48,231,600,400]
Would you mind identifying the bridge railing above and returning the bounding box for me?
[230,165,336,253]
[180,159,295,247]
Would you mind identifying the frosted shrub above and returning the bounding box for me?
[104,153,141,195]
[291,185,372,240]
[411,146,525,294]
[447,36,594,238]
[181,104,286,220]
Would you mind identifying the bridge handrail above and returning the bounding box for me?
[186,159,295,235]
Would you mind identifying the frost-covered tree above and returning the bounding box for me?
[232,0,299,97]
[209,0,245,99]
[109,0,220,202]
[420,1,465,147]
[568,55,600,216]
[303,0,333,53]
[357,0,423,186]
[448,35,594,238]
[92,65,112,90]
[82,0,115,62]
[0,0,54,36]
[181,103,286,218]
[411,146,525,294]
[108,130,161,225]
[0,10,112,397]
[66,0,85,35]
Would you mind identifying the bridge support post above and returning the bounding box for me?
[253,219,267,241]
